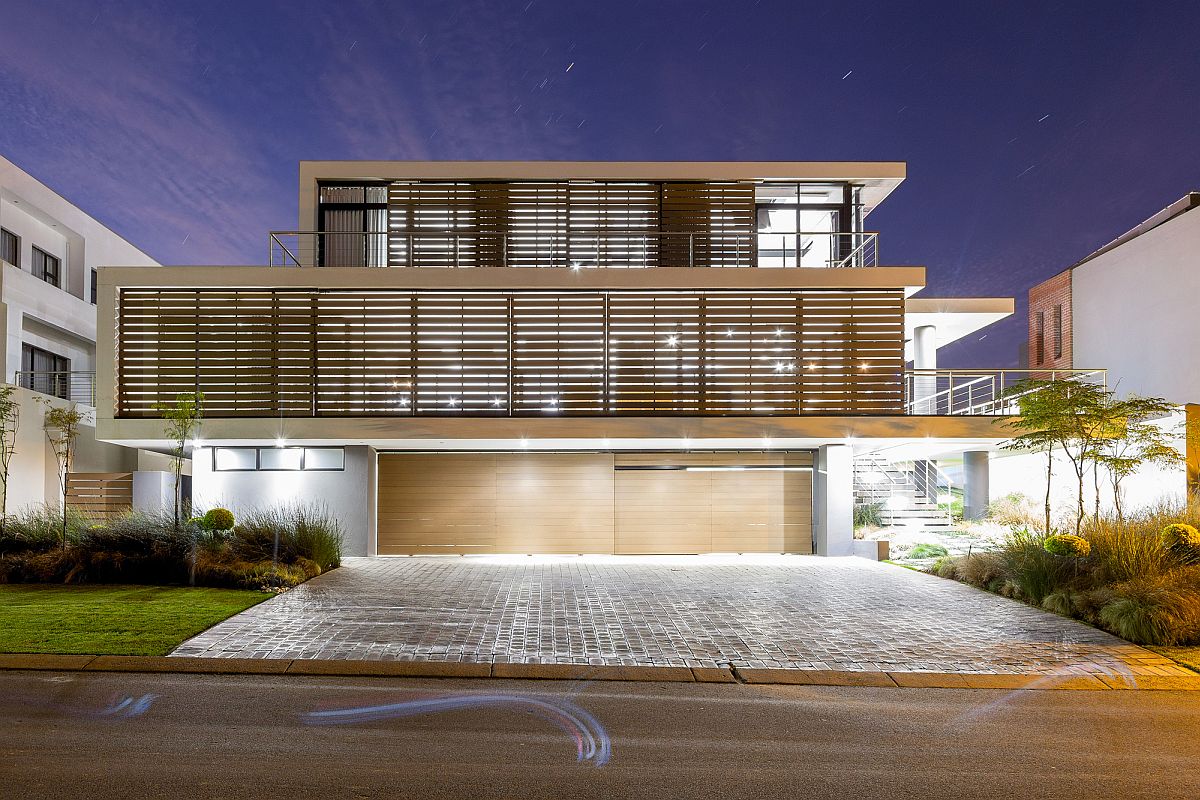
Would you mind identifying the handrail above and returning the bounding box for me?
[14,370,96,406]
[904,368,1107,416]
[268,229,880,269]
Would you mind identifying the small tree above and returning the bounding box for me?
[1093,395,1183,522]
[154,392,204,531]
[999,378,1110,535]
[41,400,86,547]
[0,385,19,535]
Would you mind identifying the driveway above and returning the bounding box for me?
[172,555,1182,675]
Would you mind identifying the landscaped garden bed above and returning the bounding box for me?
[0,504,342,591]
[0,584,269,655]
[929,502,1200,646]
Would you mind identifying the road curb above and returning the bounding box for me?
[2,654,1199,689]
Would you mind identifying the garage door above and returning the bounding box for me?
[377,452,812,555]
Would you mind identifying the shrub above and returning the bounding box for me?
[930,556,960,579]
[1044,534,1091,558]
[1083,515,1173,583]
[231,504,342,570]
[999,528,1076,605]
[987,492,1039,528]
[1099,569,1200,646]
[854,503,883,529]
[1161,523,1200,565]
[908,543,949,559]
[957,551,1007,590]
[203,508,236,532]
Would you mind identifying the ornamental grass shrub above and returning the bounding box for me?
[927,501,1200,645]
[0,502,341,590]
[1044,533,1091,558]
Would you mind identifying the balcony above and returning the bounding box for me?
[268,230,879,269]
[15,370,96,406]
[904,368,1107,416]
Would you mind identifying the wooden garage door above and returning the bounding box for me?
[377,451,812,555]
[614,453,812,555]
[377,453,615,555]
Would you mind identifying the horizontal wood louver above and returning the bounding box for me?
[116,288,903,418]
[66,472,134,520]
[378,181,753,268]
[660,182,756,268]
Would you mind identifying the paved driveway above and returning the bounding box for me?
[173,555,1182,675]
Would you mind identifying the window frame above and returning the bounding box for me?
[1053,304,1063,359]
[1035,311,1045,365]
[211,446,347,472]
[0,228,19,267]
[31,245,61,287]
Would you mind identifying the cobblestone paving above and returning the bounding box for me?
[172,555,1188,675]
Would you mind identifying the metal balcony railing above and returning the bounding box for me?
[268,230,880,269]
[15,371,96,406]
[904,368,1107,416]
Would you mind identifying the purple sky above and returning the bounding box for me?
[1,0,1198,367]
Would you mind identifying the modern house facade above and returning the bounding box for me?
[0,155,165,513]
[96,161,1073,557]
[1027,191,1200,499]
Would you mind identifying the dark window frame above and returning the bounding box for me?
[31,246,61,287]
[1035,311,1046,365]
[0,228,18,267]
[211,446,346,472]
[1053,304,1063,359]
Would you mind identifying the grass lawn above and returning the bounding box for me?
[0,584,270,656]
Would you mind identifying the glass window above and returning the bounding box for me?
[90,269,98,304]
[259,447,304,470]
[32,246,61,287]
[1,228,18,266]
[214,448,257,471]
[304,448,345,470]
[1053,305,1063,359]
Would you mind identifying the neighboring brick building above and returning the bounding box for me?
[1028,270,1072,370]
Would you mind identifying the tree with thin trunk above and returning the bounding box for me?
[1092,394,1182,522]
[999,378,1110,535]
[0,385,19,535]
[40,400,85,547]
[155,392,204,532]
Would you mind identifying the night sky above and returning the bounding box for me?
[1,0,1198,367]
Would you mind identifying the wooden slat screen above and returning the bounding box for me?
[66,472,134,520]
[117,288,903,418]
[378,181,747,268]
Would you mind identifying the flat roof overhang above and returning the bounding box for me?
[98,415,1017,453]
[903,297,1015,358]
[298,160,907,223]
[98,265,927,295]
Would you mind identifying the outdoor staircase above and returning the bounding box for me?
[853,456,954,529]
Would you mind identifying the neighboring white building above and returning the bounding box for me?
[0,155,167,513]
[1010,193,1200,510]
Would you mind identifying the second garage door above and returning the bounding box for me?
[377,451,812,555]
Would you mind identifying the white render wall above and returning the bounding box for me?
[3,385,137,515]
[191,445,377,558]
[1071,205,1200,405]
[0,155,158,381]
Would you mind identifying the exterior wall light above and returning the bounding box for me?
[275,437,287,449]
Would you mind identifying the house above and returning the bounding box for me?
[94,161,1079,557]
[0,154,165,515]
[1026,191,1200,499]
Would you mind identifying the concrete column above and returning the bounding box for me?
[814,444,854,556]
[962,450,990,521]
[912,325,937,413]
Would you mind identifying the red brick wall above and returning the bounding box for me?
[1028,271,1072,370]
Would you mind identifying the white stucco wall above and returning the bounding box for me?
[1071,205,1200,405]
[2,385,137,515]
[191,445,377,557]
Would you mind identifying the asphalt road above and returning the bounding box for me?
[1,671,1198,799]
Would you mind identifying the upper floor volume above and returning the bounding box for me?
[271,161,906,270]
